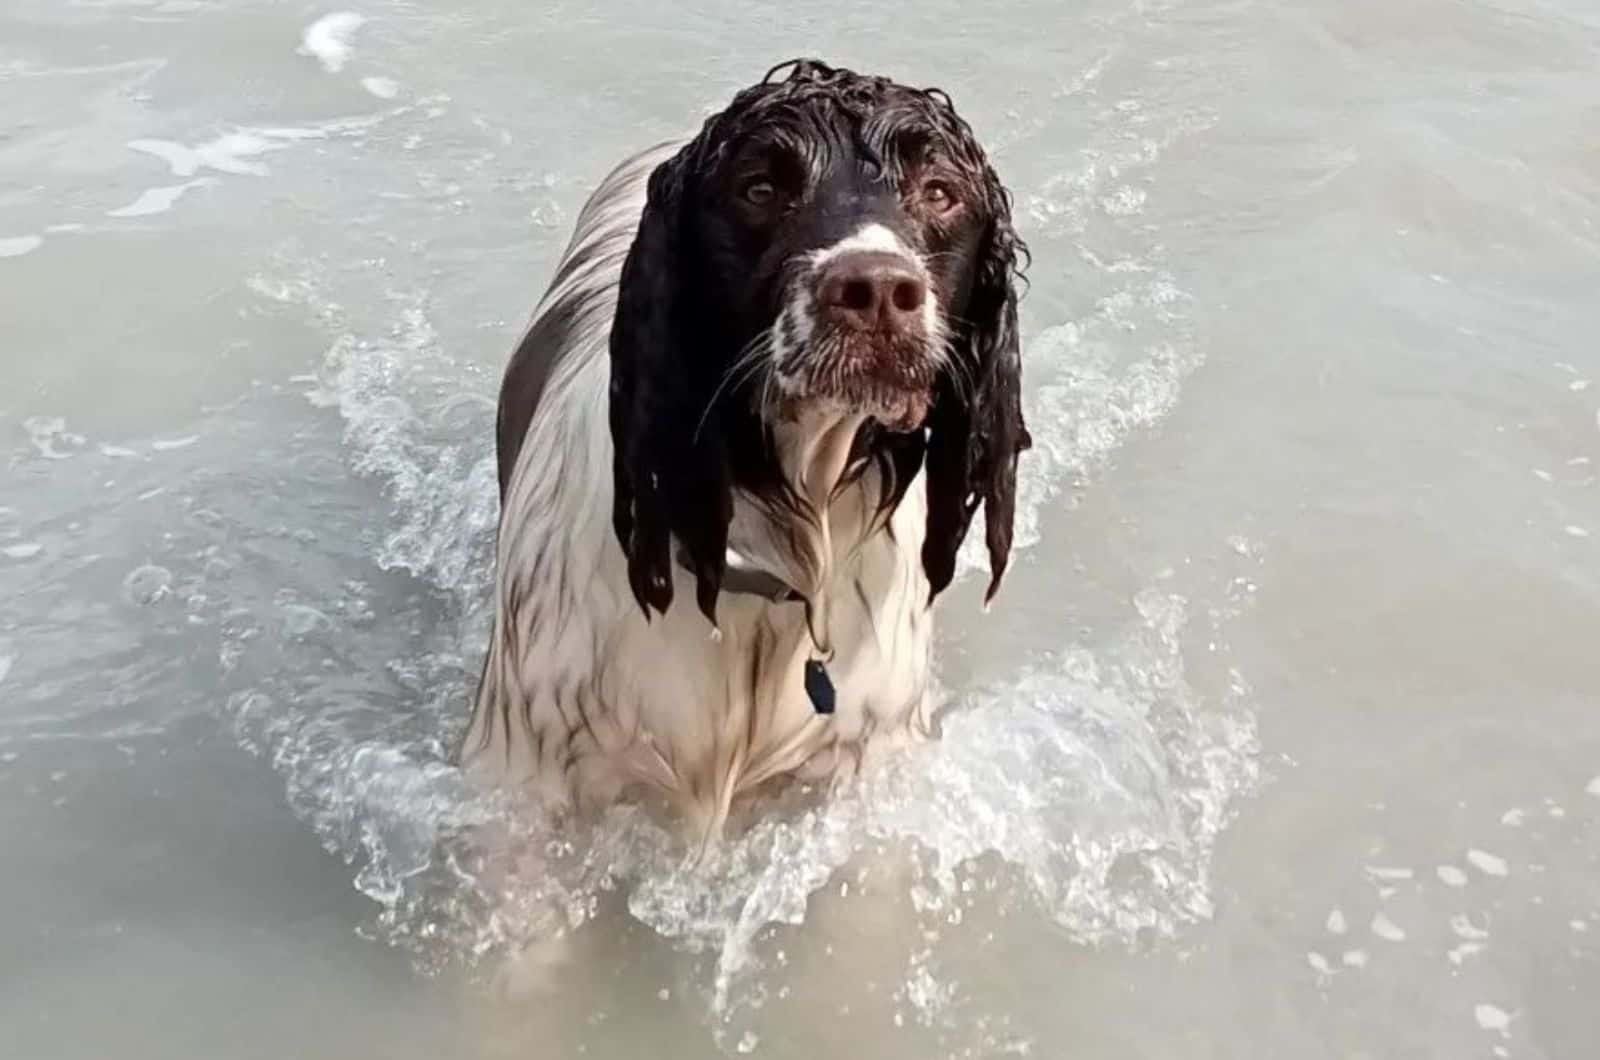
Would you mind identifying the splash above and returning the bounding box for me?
[221,265,1256,990]
[300,13,367,75]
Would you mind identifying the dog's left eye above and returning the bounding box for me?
[921,179,958,214]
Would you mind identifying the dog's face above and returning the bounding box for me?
[686,88,998,431]
[610,60,1030,622]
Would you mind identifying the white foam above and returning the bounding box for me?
[2,543,43,560]
[150,435,200,451]
[0,235,42,258]
[1586,775,1600,797]
[23,417,85,460]
[961,320,1201,575]
[1500,808,1525,826]
[106,180,209,218]
[127,122,374,184]
[99,444,139,458]
[130,135,280,177]
[1365,865,1413,881]
[361,76,399,99]
[1370,913,1406,942]
[1449,942,1485,966]
[128,139,204,177]
[1565,525,1591,539]
[1306,951,1333,975]
[0,654,12,686]
[1436,865,1468,887]
[1466,849,1509,877]
[300,12,366,73]
[1100,186,1147,216]
[1450,914,1490,940]
[1341,949,1368,968]
[1474,1004,1511,1034]
[1325,908,1346,934]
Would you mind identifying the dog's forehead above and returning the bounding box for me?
[719,81,944,161]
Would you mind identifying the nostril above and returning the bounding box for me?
[839,278,875,312]
[891,279,925,314]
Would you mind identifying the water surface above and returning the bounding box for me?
[3,0,1598,1056]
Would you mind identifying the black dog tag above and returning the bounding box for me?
[804,658,836,715]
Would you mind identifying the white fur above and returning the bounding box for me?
[771,222,945,397]
[463,147,936,848]
[807,221,914,265]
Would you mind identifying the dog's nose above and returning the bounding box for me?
[816,251,926,333]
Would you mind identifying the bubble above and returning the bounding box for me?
[122,564,174,606]
[281,604,334,640]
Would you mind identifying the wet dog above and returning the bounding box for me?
[463,59,1029,852]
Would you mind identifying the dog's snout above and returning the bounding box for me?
[816,251,926,333]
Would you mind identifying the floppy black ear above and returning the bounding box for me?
[609,152,731,623]
[922,202,1031,605]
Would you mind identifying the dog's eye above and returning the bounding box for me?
[921,180,958,213]
[741,178,778,207]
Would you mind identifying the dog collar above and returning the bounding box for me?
[675,547,834,713]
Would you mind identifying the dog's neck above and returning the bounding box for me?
[724,406,883,652]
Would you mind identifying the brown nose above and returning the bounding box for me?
[816,251,927,333]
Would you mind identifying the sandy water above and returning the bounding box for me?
[2,0,1598,1056]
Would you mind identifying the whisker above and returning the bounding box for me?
[938,334,978,403]
[694,330,774,442]
[919,250,968,269]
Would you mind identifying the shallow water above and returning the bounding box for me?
[3,0,1598,1056]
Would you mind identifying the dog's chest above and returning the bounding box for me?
[588,525,933,824]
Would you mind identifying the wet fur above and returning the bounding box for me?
[462,61,1028,845]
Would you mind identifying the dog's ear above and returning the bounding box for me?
[609,150,731,624]
[921,187,1031,606]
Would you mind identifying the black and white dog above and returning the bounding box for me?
[462,60,1029,848]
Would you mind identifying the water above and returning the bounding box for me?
[3,0,1598,1056]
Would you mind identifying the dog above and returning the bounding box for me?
[460,59,1029,852]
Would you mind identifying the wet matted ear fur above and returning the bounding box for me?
[920,181,1032,606]
[608,148,733,625]
[611,61,1032,621]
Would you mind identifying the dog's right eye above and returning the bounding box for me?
[740,178,777,207]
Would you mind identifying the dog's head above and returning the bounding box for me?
[610,59,1030,621]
